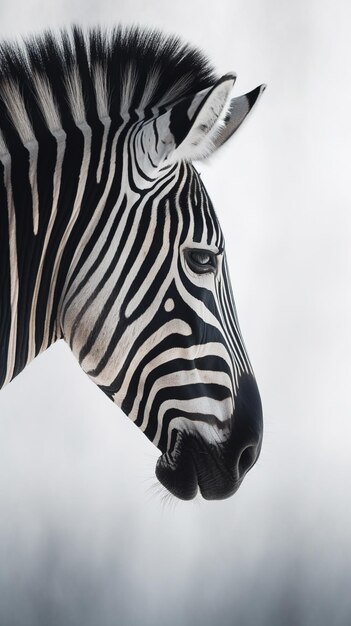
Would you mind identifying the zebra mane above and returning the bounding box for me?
[0,26,217,154]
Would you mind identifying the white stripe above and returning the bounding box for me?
[1,153,19,386]
[0,130,8,156]
[27,140,40,235]
[96,116,111,183]
[41,122,92,350]
[65,67,86,125]
[92,63,110,119]
[0,80,35,144]
[32,73,62,134]
[27,130,67,362]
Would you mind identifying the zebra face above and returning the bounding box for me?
[0,28,265,501]
[60,71,264,500]
[61,161,262,501]
[119,163,263,501]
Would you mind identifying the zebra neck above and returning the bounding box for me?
[0,119,121,388]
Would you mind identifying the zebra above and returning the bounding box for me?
[0,26,265,500]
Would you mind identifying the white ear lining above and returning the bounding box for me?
[171,74,236,162]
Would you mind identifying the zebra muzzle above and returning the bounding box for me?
[155,431,242,501]
[155,374,263,501]
[155,432,258,501]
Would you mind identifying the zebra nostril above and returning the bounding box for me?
[238,445,257,476]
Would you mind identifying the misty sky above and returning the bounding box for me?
[0,1,350,625]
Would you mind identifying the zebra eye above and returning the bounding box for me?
[185,249,216,274]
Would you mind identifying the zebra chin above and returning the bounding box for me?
[155,373,263,501]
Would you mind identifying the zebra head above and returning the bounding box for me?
[60,70,264,500]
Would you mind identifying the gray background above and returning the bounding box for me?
[0,1,350,625]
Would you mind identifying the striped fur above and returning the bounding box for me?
[0,26,264,500]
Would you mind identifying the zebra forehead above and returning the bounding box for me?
[0,25,217,147]
[180,164,221,229]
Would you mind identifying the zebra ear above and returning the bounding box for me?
[138,73,237,167]
[209,83,266,151]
